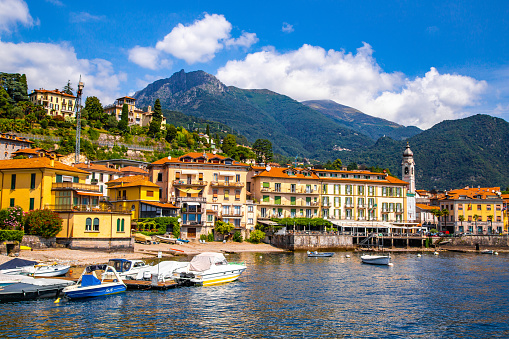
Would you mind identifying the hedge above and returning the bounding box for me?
[0,230,24,242]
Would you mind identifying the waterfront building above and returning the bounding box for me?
[106,175,178,220]
[103,96,166,128]
[74,162,121,198]
[0,157,131,249]
[148,152,253,239]
[119,166,149,177]
[29,89,76,118]
[12,147,62,160]
[0,134,33,160]
[436,187,504,234]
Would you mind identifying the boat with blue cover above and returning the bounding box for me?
[307,251,334,257]
[62,264,126,299]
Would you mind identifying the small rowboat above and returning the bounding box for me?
[361,254,391,265]
[307,251,334,257]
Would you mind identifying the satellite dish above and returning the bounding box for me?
[266,165,271,172]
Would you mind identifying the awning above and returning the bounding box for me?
[219,171,235,176]
[75,191,103,197]
[181,170,199,175]
[176,188,202,194]
[185,202,201,206]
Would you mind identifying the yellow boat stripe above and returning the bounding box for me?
[202,274,241,286]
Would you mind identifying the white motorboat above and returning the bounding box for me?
[22,263,70,277]
[173,252,247,286]
[134,261,189,281]
[102,259,152,280]
[62,264,126,300]
[361,254,391,265]
[0,258,38,275]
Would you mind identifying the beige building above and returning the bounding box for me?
[0,134,33,160]
[103,96,166,128]
[149,152,255,239]
[29,89,76,118]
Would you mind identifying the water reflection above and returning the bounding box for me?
[1,252,508,338]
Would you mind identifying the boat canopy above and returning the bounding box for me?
[85,264,107,273]
[0,258,37,270]
[189,252,227,272]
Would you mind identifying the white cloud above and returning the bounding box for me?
[216,43,487,129]
[282,22,294,33]
[70,12,105,23]
[0,0,36,34]
[0,40,126,105]
[129,13,258,68]
[45,0,63,6]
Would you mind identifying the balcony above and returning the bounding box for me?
[182,221,204,226]
[176,197,207,203]
[260,187,318,194]
[221,212,244,218]
[52,182,101,192]
[173,180,208,186]
[211,181,244,188]
[49,204,129,213]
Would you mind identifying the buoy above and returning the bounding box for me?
[345,255,351,258]
[417,254,421,257]
[494,252,499,255]
[54,298,60,304]
[434,252,439,255]
[388,263,394,266]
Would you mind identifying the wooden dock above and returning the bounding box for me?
[122,279,178,290]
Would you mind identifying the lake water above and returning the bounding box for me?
[1,251,509,338]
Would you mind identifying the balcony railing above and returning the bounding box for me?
[182,221,203,226]
[49,204,129,213]
[211,181,244,187]
[52,182,101,192]
[221,212,244,217]
[260,188,318,194]
[176,197,207,203]
[173,180,208,186]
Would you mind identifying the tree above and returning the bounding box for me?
[441,208,449,231]
[84,96,104,125]
[0,87,11,117]
[118,103,129,133]
[214,220,234,240]
[458,214,465,231]
[25,113,37,128]
[0,72,29,104]
[431,208,442,229]
[62,80,74,95]
[248,230,265,244]
[473,214,479,233]
[206,124,210,137]
[221,134,237,155]
[24,209,63,237]
[252,139,273,164]
[347,162,358,171]
[165,124,177,142]
[331,159,342,170]
[148,99,163,137]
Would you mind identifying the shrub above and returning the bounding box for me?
[0,206,24,230]
[248,230,265,244]
[0,230,24,242]
[24,209,62,237]
[233,231,243,243]
[215,220,234,237]
[207,232,214,242]
[200,234,207,241]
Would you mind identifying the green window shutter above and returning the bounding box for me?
[56,175,62,183]
[263,182,270,188]
[121,219,125,232]
[73,176,79,183]
[9,198,14,207]
[278,208,283,213]
[306,197,311,203]
[291,209,296,213]
[117,219,120,232]
[11,174,16,190]
[29,198,35,210]
[263,195,269,202]
[291,196,296,205]
[30,173,36,189]
[275,196,281,205]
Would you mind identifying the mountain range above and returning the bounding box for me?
[134,70,509,191]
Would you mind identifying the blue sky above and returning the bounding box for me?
[1,0,508,129]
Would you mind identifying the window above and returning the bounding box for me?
[322,184,327,194]
[335,197,341,207]
[275,196,281,205]
[56,174,62,183]
[248,205,253,212]
[147,190,154,197]
[224,189,229,200]
[117,219,121,232]
[30,173,36,189]
[213,189,218,199]
[73,176,79,183]
[345,185,352,195]
[291,184,296,193]
[248,218,253,225]
[223,206,230,215]
[10,174,16,190]
[358,186,364,195]
[368,186,375,196]
[335,184,340,194]
[262,182,270,189]
[236,174,240,182]
[157,173,163,181]
[291,196,296,205]
[261,208,266,218]
[93,218,99,231]
[29,198,34,211]
[235,189,241,201]
[275,183,281,192]
[234,206,241,215]
[86,218,92,231]
[291,209,296,218]
[477,205,482,211]
[263,195,269,203]
[9,198,14,207]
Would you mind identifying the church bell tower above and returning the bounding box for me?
[402,142,415,193]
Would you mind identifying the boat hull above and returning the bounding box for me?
[63,283,126,299]
[175,265,246,286]
[308,252,334,257]
[0,282,70,302]
[361,255,391,265]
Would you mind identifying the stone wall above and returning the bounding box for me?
[21,235,56,249]
[56,237,134,251]
[444,235,509,249]
[268,234,354,250]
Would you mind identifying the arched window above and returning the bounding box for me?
[116,219,120,232]
[85,218,92,231]
[93,218,99,231]
[121,219,125,232]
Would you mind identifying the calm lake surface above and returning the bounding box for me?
[1,251,509,338]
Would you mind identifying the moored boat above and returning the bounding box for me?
[173,252,246,286]
[307,251,334,257]
[22,263,70,277]
[480,249,495,254]
[62,264,126,299]
[0,258,38,275]
[361,254,391,265]
[102,259,151,280]
[0,276,74,302]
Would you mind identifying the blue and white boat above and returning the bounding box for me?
[62,264,126,299]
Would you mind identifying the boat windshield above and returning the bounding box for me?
[108,260,131,273]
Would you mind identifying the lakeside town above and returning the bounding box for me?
[0,84,507,261]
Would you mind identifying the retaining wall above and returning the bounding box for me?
[268,234,353,250]
[444,235,509,248]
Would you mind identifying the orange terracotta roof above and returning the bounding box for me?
[440,187,502,200]
[31,89,75,98]
[385,176,409,185]
[255,167,320,180]
[119,166,148,174]
[74,163,121,173]
[118,96,136,100]
[143,201,177,209]
[0,157,89,174]
[150,152,248,167]
[0,134,33,143]
[12,148,62,156]
[106,175,158,188]
[416,204,438,210]
[313,169,383,175]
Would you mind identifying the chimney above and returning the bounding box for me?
[50,158,54,167]
[147,106,152,113]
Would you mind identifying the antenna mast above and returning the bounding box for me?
[74,76,84,164]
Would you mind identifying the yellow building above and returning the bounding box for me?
[29,89,76,118]
[437,187,504,235]
[0,157,132,249]
[106,175,177,220]
[103,96,166,128]
[149,153,255,239]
